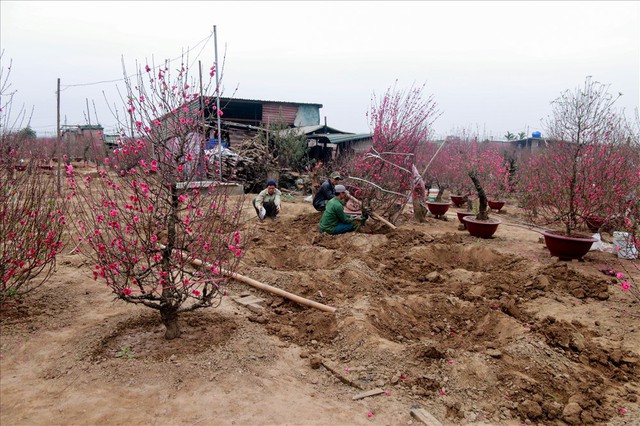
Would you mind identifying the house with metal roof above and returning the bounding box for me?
[276,123,373,161]
[160,96,372,160]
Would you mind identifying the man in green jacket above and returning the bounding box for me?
[319,185,366,234]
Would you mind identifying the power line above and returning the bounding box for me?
[59,30,215,91]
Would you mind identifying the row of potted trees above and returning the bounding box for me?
[418,78,639,260]
[340,78,637,262]
[422,135,509,239]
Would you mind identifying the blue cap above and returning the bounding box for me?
[267,180,277,187]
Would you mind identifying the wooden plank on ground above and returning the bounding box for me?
[410,408,443,426]
[234,295,264,306]
[352,388,385,400]
[321,360,363,390]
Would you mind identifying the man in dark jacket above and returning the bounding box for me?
[313,171,342,211]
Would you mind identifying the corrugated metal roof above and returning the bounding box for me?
[277,125,352,137]
[312,133,373,144]
[217,96,322,108]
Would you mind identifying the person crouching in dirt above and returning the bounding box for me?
[319,185,368,235]
[313,171,342,212]
[253,180,281,221]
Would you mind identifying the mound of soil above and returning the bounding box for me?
[1,195,638,425]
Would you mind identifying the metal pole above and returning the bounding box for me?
[214,25,222,181]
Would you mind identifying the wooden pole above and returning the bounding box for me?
[224,269,337,313]
[159,245,337,313]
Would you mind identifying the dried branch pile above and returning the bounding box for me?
[211,136,277,193]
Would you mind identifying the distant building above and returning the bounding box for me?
[158,96,373,161]
[184,97,323,147]
[60,124,104,142]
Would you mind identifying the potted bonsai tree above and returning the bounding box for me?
[519,77,638,260]
[464,170,502,238]
[439,134,504,238]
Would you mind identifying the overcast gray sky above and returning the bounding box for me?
[1,1,638,140]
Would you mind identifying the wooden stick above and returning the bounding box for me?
[410,408,443,426]
[160,245,336,313]
[352,388,385,400]
[346,194,397,230]
[370,211,397,230]
[224,269,336,313]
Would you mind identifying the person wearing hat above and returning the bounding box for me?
[319,185,367,234]
[253,180,281,221]
[313,171,342,212]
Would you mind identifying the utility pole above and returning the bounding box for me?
[86,98,92,162]
[56,78,61,194]
[198,60,206,177]
[214,25,222,182]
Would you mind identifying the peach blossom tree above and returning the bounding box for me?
[519,77,639,237]
[344,81,440,222]
[1,56,67,300]
[68,58,245,339]
[430,134,507,220]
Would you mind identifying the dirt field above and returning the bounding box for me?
[1,194,639,425]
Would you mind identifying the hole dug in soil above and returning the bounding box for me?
[242,224,635,424]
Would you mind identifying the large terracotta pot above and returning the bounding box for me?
[426,201,450,218]
[456,211,475,229]
[450,195,467,208]
[462,216,501,239]
[487,200,505,212]
[541,231,597,261]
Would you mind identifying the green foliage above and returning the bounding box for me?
[264,121,308,171]
[17,126,36,141]
[115,346,134,359]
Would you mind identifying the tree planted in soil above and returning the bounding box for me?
[344,81,440,222]
[519,77,639,236]
[1,56,67,300]
[69,57,245,339]
[1,143,67,300]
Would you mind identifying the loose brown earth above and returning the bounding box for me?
[1,195,639,425]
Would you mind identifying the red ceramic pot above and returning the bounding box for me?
[427,201,450,218]
[541,231,597,261]
[450,195,467,207]
[456,211,475,229]
[487,200,505,212]
[462,216,501,239]
[584,216,604,233]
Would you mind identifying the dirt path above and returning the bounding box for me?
[1,195,639,425]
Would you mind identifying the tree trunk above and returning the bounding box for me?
[469,172,489,221]
[435,184,446,202]
[161,307,181,340]
[413,197,427,223]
